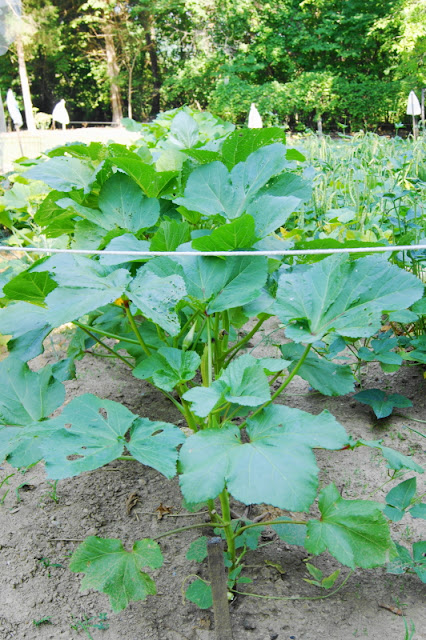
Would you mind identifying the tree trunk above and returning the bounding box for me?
[143,15,161,116]
[127,60,135,119]
[0,90,6,133]
[104,24,123,124]
[15,33,36,132]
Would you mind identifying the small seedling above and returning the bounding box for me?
[70,613,109,639]
[403,617,416,640]
[39,556,64,577]
[45,479,60,503]
[33,616,52,626]
[0,473,14,504]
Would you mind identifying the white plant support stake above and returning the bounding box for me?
[6,88,23,128]
[407,90,421,139]
[52,99,70,130]
[248,103,262,129]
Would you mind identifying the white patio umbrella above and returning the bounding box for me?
[248,103,262,128]
[52,99,70,129]
[6,88,23,128]
[407,90,421,139]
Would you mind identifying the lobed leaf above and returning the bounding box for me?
[281,344,355,396]
[305,484,397,569]
[0,357,65,427]
[274,254,424,343]
[133,347,200,392]
[179,404,349,510]
[69,537,163,612]
[127,266,186,336]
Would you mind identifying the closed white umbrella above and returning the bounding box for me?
[407,90,421,139]
[6,88,23,128]
[248,103,262,128]
[52,99,70,129]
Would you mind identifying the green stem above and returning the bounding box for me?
[244,344,312,426]
[117,456,136,461]
[73,320,139,344]
[153,521,227,540]
[232,570,354,602]
[219,489,236,566]
[124,305,151,357]
[396,415,426,429]
[181,397,200,431]
[234,519,307,538]
[192,317,207,352]
[269,344,312,403]
[208,498,222,524]
[206,317,213,386]
[75,325,134,368]
[223,317,266,365]
[74,321,140,345]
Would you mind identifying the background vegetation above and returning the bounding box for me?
[0,0,425,131]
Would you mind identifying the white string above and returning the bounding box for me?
[0,244,426,257]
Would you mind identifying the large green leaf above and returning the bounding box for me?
[221,128,287,168]
[207,256,268,313]
[25,157,96,193]
[127,417,185,478]
[99,234,151,266]
[7,325,52,361]
[183,354,271,417]
[175,255,230,302]
[179,404,348,510]
[0,301,52,361]
[3,271,57,306]
[175,144,289,220]
[191,215,258,251]
[274,254,424,343]
[169,111,199,148]
[133,347,200,392]
[97,173,160,231]
[127,266,186,336]
[247,404,350,450]
[69,537,163,612]
[247,195,300,237]
[174,161,234,217]
[112,158,177,197]
[260,172,312,201]
[32,255,131,327]
[0,358,65,426]
[305,484,397,569]
[281,344,355,396]
[40,394,137,478]
[150,220,191,252]
[0,301,51,338]
[228,144,291,218]
[58,174,160,233]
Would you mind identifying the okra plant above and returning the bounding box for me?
[0,112,424,612]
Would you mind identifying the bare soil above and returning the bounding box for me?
[0,319,425,640]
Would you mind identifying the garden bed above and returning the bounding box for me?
[0,321,424,640]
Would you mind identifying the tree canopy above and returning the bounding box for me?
[0,0,424,130]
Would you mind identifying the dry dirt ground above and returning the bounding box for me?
[0,320,425,640]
